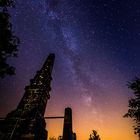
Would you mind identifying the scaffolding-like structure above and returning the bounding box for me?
[0,54,55,140]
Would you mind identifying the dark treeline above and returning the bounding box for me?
[0,0,20,78]
[49,130,100,140]
[124,77,140,139]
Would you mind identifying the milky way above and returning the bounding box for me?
[0,0,140,140]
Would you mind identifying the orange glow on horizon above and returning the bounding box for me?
[45,91,138,140]
[46,119,137,140]
[45,106,138,140]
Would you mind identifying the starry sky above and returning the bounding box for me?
[0,0,140,140]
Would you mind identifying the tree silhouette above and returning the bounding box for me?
[49,136,56,140]
[0,0,20,78]
[124,77,140,139]
[0,0,14,7]
[89,130,100,140]
[58,136,63,140]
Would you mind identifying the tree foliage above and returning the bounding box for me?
[0,0,20,78]
[49,136,62,140]
[124,77,140,138]
[89,130,100,140]
[0,0,14,7]
[49,136,56,140]
[58,136,63,140]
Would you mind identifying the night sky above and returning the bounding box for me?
[0,0,140,140]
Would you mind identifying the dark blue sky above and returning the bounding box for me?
[0,0,140,139]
